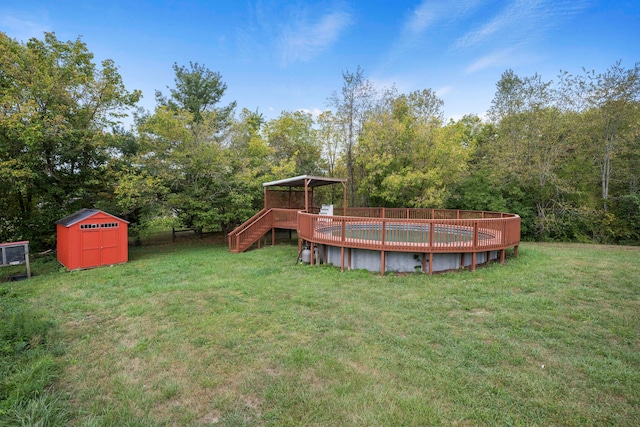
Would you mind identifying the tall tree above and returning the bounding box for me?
[0,32,140,248]
[135,106,229,232]
[127,64,255,231]
[327,66,376,205]
[156,62,236,127]
[317,110,341,178]
[224,108,272,222]
[264,111,325,177]
[488,70,582,238]
[355,89,469,208]
[579,62,640,212]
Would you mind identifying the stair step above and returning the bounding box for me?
[228,209,276,252]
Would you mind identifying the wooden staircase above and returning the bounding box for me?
[228,209,274,253]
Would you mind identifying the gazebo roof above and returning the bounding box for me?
[262,175,346,188]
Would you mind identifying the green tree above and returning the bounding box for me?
[355,89,471,208]
[264,111,325,177]
[317,110,341,178]
[576,62,640,213]
[225,108,272,222]
[135,106,221,232]
[327,66,376,205]
[0,32,140,248]
[488,70,581,239]
[156,62,236,126]
[129,65,268,234]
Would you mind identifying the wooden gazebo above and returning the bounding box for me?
[262,175,347,213]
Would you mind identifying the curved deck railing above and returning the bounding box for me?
[298,208,520,255]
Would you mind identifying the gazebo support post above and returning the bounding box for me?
[343,182,347,216]
[304,179,309,212]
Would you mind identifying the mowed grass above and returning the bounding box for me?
[11,240,640,426]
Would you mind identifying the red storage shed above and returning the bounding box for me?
[56,209,129,270]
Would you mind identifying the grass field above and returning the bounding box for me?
[2,238,639,426]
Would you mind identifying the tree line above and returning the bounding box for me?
[1,32,639,250]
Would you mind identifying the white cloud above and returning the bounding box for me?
[0,12,50,42]
[239,3,352,67]
[298,107,324,118]
[464,48,518,73]
[455,0,591,49]
[435,85,453,97]
[402,0,480,36]
[405,2,438,35]
[387,0,480,62]
[279,10,352,66]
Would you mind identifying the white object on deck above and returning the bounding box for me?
[319,204,333,216]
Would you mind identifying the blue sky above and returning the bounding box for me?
[1,0,639,123]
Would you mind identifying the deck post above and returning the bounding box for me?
[471,252,477,271]
[340,247,345,272]
[421,253,426,273]
[500,249,505,263]
[380,250,385,275]
[428,253,433,275]
[25,245,31,278]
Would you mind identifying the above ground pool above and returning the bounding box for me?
[297,208,520,274]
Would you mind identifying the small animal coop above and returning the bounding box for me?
[56,209,129,270]
[1,241,31,278]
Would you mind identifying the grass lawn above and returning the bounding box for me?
[4,239,639,426]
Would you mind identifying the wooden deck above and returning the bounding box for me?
[229,208,521,273]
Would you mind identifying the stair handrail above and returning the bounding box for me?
[228,208,270,250]
[228,208,274,252]
[228,208,269,237]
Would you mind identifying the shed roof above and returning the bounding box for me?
[56,209,129,227]
[262,175,346,188]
